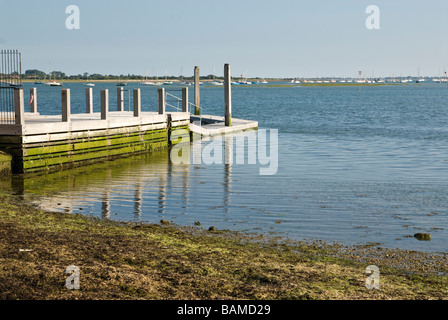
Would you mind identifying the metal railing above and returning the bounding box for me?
[163,88,203,126]
[165,90,183,112]
[0,50,22,124]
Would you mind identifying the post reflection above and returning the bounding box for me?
[133,180,143,219]
[101,168,112,219]
[101,191,110,219]
[158,156,169,215]
[224,135,233,213]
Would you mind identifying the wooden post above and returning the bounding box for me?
[158,88,165,115]
[182,87,188,112]
[133,88,141,117]
[14,88,24,125]
[85,88,93,113]
[224,63,232,126]
[29,88,37,113]
[101,89,109,120]
[194,66,200,115]
[61,89,71,122]
[117,87,124,111]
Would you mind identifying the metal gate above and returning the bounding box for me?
[0,50,22,124]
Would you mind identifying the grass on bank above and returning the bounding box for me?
[0,192,446,300]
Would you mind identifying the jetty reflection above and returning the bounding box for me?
[8,141,236,224]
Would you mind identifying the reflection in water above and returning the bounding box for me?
[133,180,143,219]
[224,135,233,213]
[101,192,110,219]
[101,168,112,219]
[158,157,168,216]
[1,133,447,253]
[3,139,237,227]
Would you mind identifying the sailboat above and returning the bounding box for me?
[210,75,223,86]
[34,77,43,85]
[84,74,95,87]
[116,75,127,86]
[45,71,62,86]
[238,74,253,85]
[140,80,160,86]
[161,69,173,85]
[209,65,223,86]
[139,68,159,85]
[45,63,62,86]
[140,78,158,85]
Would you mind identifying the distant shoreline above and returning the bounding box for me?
[21,79,416,88]
[21,79,286,84]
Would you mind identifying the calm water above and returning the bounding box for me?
[6,82,448,253]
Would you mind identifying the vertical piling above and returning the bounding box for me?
[14,88,24,125]
[101,89,109,120]
[61,89,71,122]
[29,88,37,113]
[158,88,165,115]
[133,88,141,117]
[85,88,93,113]
[224,63,232,126]
[182,87,188,112]
[117,87,124,111]
[194,66,200,115]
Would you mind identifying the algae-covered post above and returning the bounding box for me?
[101,89,109,120]
[61,89,70,122]
[194,66,200,115]
[85,87,93,113]
[158,88,165,115]
[29,88,37,113]
[13,88,24,125]
[224,63,232,127]
[117,87,124,112]
[182,87,188,113]
[133,88,141,117]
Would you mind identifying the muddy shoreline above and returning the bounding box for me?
[0,193,447,300]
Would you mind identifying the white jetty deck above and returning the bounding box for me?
[189,115,258,138]
[0,111,190,136]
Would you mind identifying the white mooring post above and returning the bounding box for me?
[158,88,165,115]
[14,88,25,125]
[194,66,200,115]
[85,88,93,113]
[61,89,71,122]
[101,89,109,120]
[182,87,188,112]
[29,87,37,113]
[117,87,124,111]
[133,88,141,117]
[224,63,232,126]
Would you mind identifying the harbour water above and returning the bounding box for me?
[5,82,448,253]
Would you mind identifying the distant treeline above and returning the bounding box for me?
[23,69,228,80]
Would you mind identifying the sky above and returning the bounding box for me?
[1,0,448,78]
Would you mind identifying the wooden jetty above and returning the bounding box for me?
[0,64,258,174]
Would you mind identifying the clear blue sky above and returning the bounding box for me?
[1,0,448,78]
